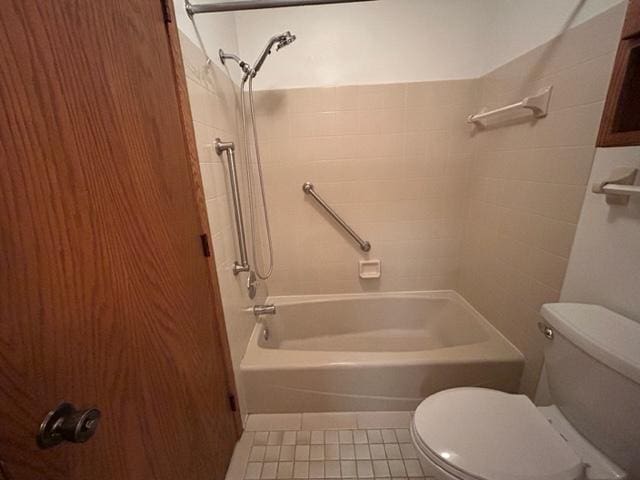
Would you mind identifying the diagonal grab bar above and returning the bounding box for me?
[303,182,371,252]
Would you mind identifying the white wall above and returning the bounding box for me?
[174,0,239,79]
[485,0,625,73]
[229,0,625,90]
[234,0,492,89]
[176,0,625,90]
[561,147,640,322]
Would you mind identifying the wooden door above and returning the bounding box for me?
[0,1,240,479]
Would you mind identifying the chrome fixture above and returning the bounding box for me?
[215,139,250,275]
[247,271,258,300]
[303,182,371,252]
[253,304,277,316]
[468,86,552,125]
[219,32,298,281]
[252,32,296,78]
[537,322,554,340]
[219,32,296,81]
[186,0,376,16]
[219,50,251,76]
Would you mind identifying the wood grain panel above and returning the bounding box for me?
[0,0,238,478]
[622,0,640,39]
[598,36,640,147]
[163,0,243,435]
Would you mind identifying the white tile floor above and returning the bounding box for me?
[225,412,431,480]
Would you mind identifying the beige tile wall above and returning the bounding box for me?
[253,80,480,295]
[249,4,625,396]
[459,4,625,395]
[179,3,625,404]
[180,32,267,418]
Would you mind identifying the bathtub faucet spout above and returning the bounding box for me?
[253,304,276,316]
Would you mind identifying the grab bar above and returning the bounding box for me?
[215,139,250,275]
[303,182,371,252]
[467,86,552,125]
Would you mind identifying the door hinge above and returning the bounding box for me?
[160,0,172,23]
[228,394,237,412]
[200,234,211,258]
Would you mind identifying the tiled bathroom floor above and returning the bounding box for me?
[226,412,430,480]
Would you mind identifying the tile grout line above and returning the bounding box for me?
[239,415,427,480]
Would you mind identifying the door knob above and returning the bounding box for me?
[37,402,101,449]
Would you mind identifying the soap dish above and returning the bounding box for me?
[359,259,381,279]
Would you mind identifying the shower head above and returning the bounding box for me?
[251,31,297,77]
[219,32,297,82]
[276,32,297,51]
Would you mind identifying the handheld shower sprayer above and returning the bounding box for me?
[218,31,296,80]
[251,31,297,77]
[218,31,297,282]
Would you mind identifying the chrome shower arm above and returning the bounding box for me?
[219,49,251,75]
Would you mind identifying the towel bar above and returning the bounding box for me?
[468,86,552,125]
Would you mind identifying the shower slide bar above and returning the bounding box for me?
[215,139,251,275]
[185,0,376,16]
[467,86,553,125]
[303,182,371,252]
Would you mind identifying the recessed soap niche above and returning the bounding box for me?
[359,259,381,279]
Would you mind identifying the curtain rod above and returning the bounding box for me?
[185,0,376,16]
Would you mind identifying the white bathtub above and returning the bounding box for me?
[241,290,523,413]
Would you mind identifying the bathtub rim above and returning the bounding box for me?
[241,290,523,370]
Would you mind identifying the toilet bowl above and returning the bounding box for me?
[409,303,640,480]
[410,387,624,480]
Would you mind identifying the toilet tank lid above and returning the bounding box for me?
[540,303,640,385]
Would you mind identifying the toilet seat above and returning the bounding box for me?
[412,388,584,480]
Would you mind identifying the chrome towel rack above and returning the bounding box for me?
[215,139,250,275]
[467,86,553,125]
[303,182,371,252]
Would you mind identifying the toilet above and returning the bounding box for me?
[411,303,640,480]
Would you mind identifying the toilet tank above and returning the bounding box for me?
[540,303,640,479]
